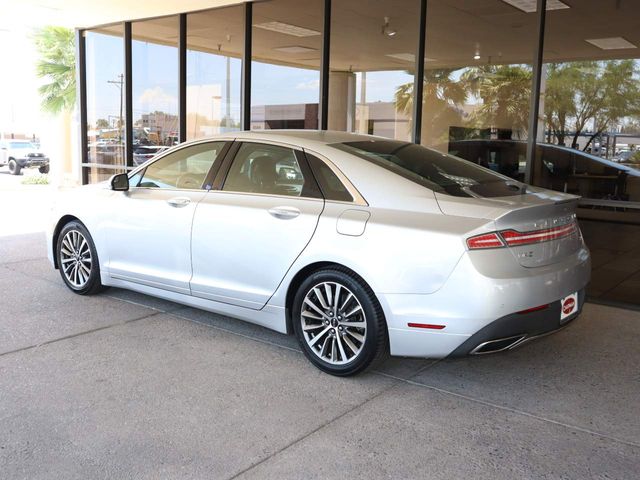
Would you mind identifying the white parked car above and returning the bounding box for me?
[47,131,590,375]
[0,140,50,175]
[133,145,170,166]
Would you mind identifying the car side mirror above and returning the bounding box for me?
[110,173,129,191]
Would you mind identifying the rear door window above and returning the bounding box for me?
[222,143,319,198]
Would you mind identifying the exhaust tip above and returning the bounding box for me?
[470,335,526,355]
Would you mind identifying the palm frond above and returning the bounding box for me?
[32,26,76,114]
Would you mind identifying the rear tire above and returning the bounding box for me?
[56,221,107,295]
[39,165,50,174]
[292,268,388,376]
[8,159,21,175]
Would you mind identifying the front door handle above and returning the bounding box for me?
[268,206,300,220]
[167,196,191,208]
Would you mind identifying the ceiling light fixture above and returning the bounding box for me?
[273,45,318,54]
[382,17,397,37]
[385,53,437,63]
[501,0,570,13]
[585,37,637,50]
[473,52,481,60]
[254,21,320,37]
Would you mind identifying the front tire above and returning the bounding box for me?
[39,165,50,174]
[8,159,21,175]
[56,221,106,295]
[292,268,388,376]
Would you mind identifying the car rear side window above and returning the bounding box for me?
[222,143,319,198]
[334,140,525,198]
[135,141,226,190]
[306,153,353,202]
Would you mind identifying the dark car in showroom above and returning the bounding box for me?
[447,139,640,208]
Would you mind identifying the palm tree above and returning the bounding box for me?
[33,26,76,114]
[32,26,76,185]
[461,65,532,139]
[395,68,467,147]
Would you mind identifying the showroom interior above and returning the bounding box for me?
[78,0,640,307]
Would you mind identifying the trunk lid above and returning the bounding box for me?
[435,187,583,268]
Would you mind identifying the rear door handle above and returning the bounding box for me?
[167,197,191,208]
[268,206,300,220]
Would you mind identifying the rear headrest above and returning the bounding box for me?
[251,156,280,192]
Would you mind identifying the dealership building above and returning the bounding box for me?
[72,0,639,306]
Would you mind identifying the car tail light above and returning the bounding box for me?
[466,232,505,250]
[500,222,577,247]
[467,221,577,250]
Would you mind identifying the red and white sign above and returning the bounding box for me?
[560,292,578,321]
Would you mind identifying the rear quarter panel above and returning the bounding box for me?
[269,201,492,308]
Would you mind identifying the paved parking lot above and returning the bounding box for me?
[1,232,639,479]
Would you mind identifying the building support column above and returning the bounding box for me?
[412,0,427,144]
[124,22,133,168]
[319,0,331,130]
[178,14,187,143]
[241,2,252,131]
[524,0,547,185]
[327,71,355,132]
[76,29,88,185]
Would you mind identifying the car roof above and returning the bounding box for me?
[225,130,387,148]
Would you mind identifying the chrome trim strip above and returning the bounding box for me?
[470,334,527,355]
[81,163,135,171]
[203,189,325,203]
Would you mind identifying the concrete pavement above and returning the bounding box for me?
[0,232,639,479]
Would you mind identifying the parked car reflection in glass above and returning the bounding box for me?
[447,139,640,207]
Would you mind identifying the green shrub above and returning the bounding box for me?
[21,174,49,185]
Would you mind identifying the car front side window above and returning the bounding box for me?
[135,141,226,190]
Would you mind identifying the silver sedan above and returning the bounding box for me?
[47,131,590,376]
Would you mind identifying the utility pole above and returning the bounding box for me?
[107,74,124,145]
[225,55,231,128]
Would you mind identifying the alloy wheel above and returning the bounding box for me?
[59,230,92,288]
[300,281,367,365]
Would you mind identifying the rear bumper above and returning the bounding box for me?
[379,246,590,358]
[448,288,585,356]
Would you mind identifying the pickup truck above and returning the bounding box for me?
[0,140,50,175]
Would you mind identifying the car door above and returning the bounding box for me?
[190,141,324,309]
[106,141,229,294]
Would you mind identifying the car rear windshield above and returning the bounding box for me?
[333,140,526,198]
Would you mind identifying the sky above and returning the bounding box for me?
[0,1,82,139]
[0,28,46,138]
[87,31,413,126]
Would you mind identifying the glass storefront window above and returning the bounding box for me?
[131,16,179,163]
[251,0,322,130]
[538,2,640,223]
[85,25,125,182]
[329,0,419,141]
[419,0,537,182]
[187,6,243,139]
